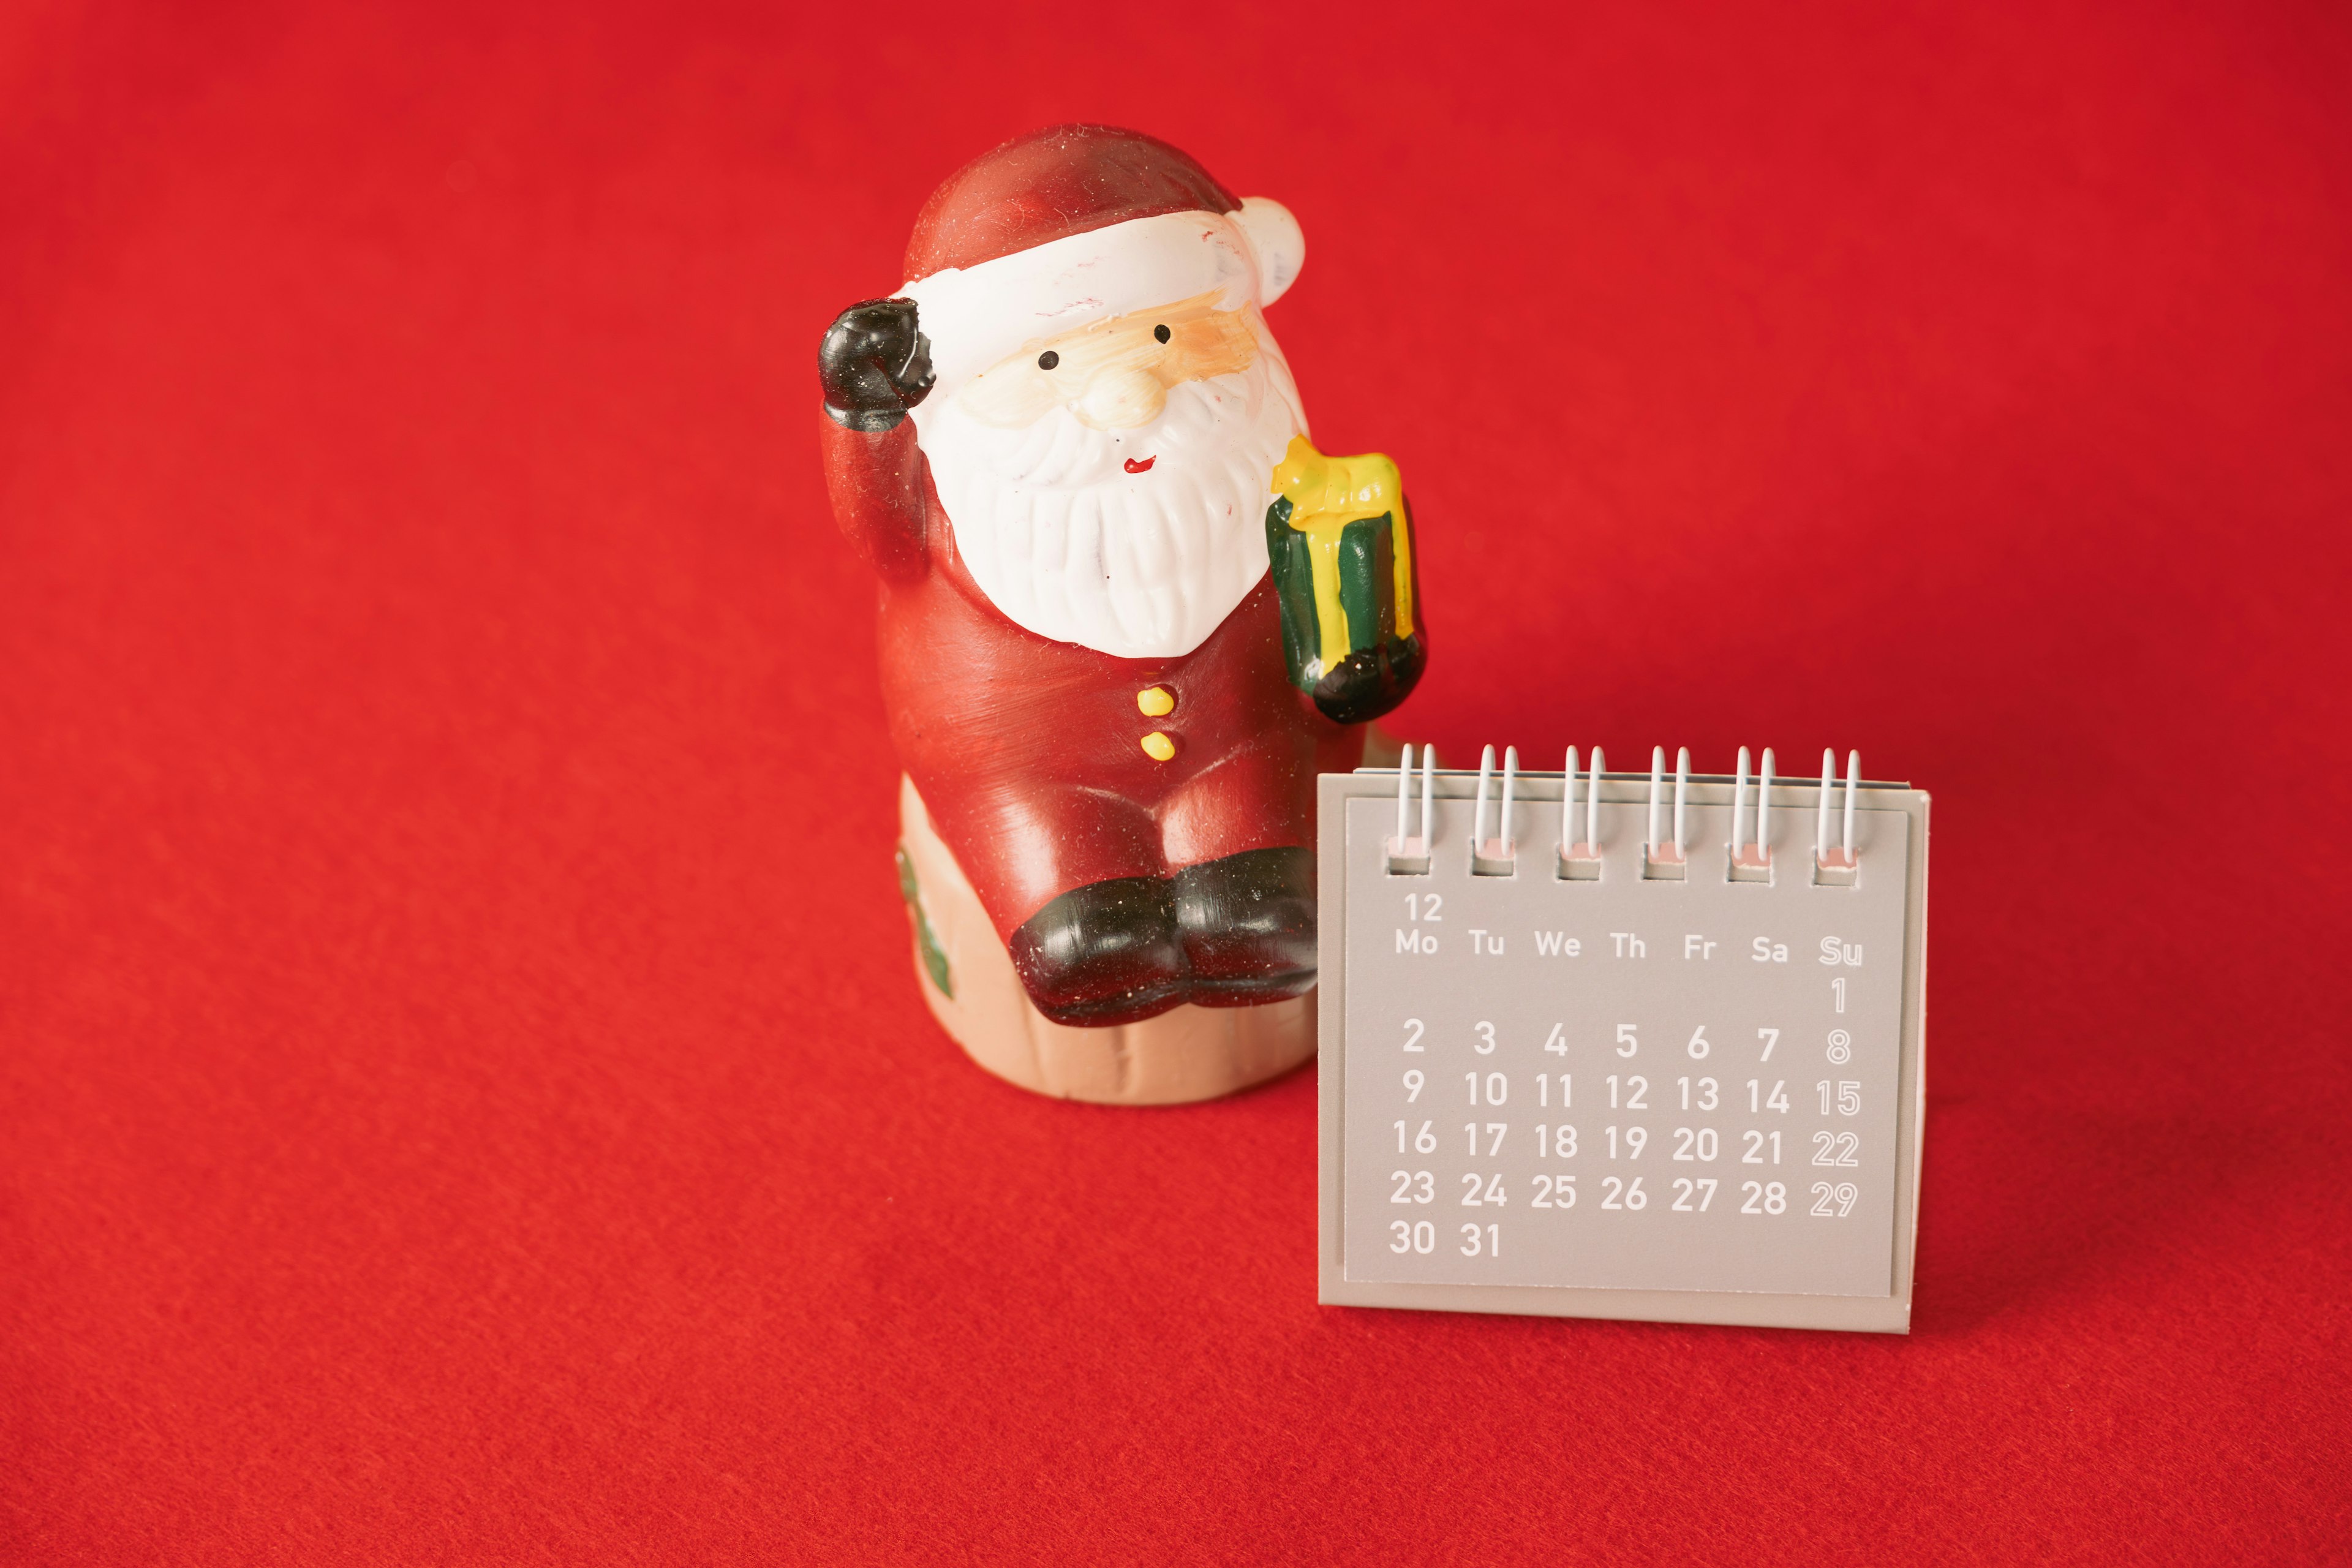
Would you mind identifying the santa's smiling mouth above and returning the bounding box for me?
[1123,456,1156,473]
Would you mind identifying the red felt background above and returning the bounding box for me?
[4,1,2348,1561]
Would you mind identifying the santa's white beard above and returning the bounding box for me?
[911,355,1308,659]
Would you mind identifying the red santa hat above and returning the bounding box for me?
[898,125,1305,396]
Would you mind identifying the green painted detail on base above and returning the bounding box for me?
[894,842,953,999]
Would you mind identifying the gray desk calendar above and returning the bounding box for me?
[1317,745,1929,1333]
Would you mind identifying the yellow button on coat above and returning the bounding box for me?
[1136,686,1175,717]
[1140,731,1177,762]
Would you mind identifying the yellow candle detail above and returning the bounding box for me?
[1140,731,1177,762]
[1136,686,1175,717]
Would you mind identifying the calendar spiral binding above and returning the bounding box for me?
[1383,744,1868,888]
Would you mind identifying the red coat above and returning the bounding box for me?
[821,415,1365,941]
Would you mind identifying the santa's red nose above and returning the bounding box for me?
[1123,456,1156,473]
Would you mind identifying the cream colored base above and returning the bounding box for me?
[895,775,1316,1106]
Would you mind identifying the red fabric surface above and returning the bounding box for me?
[4,2,2348,1561]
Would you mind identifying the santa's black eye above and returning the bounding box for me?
[1037,350,1060,370]
[1153,324,1171,344]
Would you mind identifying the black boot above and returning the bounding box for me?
[1172,847,1318,1008]
[1008,876,1186,1027]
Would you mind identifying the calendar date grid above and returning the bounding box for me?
[1372,1005,1873,1268]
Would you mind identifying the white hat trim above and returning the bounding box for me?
[900,198,1305,396]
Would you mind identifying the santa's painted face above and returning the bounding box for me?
[958,290,1264,433]
[911,298,1309,661]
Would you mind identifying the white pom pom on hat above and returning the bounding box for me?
[1234,196,1305,307]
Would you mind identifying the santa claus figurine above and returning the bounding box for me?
[820,125,1424,1102]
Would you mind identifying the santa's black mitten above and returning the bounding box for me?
[820,298,935,432]
[1311,631,1427,726]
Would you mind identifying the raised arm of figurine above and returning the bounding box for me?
[817,298,934,580]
